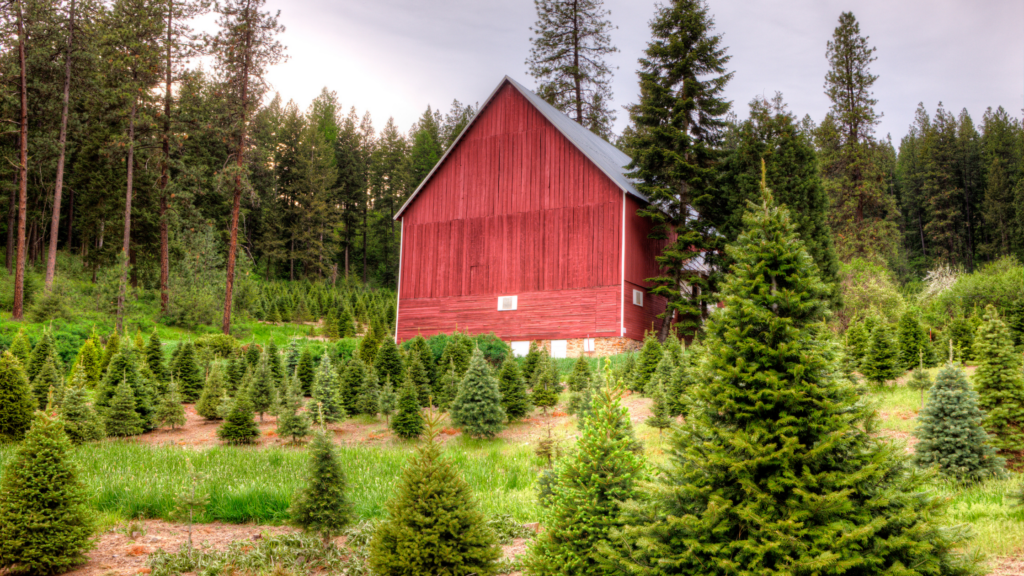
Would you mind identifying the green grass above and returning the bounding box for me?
[0,440,540,526]
[937,475,1024,557]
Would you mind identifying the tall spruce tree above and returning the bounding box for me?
[370,412,500,575]
[289,429,354,543]
[498,355,531,421]
[973,305,1024,453]
[914,363,1004,481]
[526,0,618,137]
[296,345,316,395]
[450,349,506,438]
[525,383,644,576]
[0,351,36,442]
[0,412,94,575]
[172,342,203,402]
[624,0,732,341]
[145,330,168,383]
[599,171,978,575]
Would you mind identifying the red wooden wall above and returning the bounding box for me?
[622,194,670,338]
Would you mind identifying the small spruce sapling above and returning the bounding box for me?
[391,380,424,440]
[248,357,278,422]
[312,354,344,423]
[450,349,506,438]
[373,336,405,387]
[289,428,354,544]
[631,330,662,393]
[296,346,316,395]
[105,379,145,437]
[277,375,312,443]
[338,356,366,416]
[436,359,459,411]
[379,377,398,425]
[646,381,672,436]
[155,380,187,430]
[59,387,105,444]
[170,457,209,550]
[520,341,542,383]
[356,368,382,417]
[862,322,902,386]
[196,368,226,420]
[907,351,932,410]
[217,388,261,445]
[404,350,432,407]
[497,356,531,421]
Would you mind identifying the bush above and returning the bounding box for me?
[194,333,240,358]
[926,256,1023,320]
[836,257,906,329]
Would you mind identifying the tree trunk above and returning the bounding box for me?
[159,0,173,314]
[5,179,15,273]
[45,0,75,291]
[12,0,29,321]
[362,202,368,283]
[223,10,252,335]
[116,97,137,332]
[65,187,74,249]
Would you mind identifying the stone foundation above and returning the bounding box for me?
[531,337,641,358]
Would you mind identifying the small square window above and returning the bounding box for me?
[498,295,517,311]
[550,340,567,358]
[583,338,595,352]
[632,289,643,307]
[510,341,530,357]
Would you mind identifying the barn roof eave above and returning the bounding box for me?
[393,75,646,221]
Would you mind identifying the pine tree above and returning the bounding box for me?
[405,335,437,397]
[623,0,732,340]
[897,310,933,370]
[245,343,262,370]
[439,332,473,379]
[0,351,37,442]
[645,380,672,435]
[525,384,644,576]
[526,0,618,137]
[390,381,424,439]
[196,368,226,420]
[226,356,245,393]
[173,342,204,402]
[497,356,531,421]
[312,353,344,422]
[403,350,432,407]
[370,413,500,575]
[247,356,277,422]
[155,381,187,430]
[296,345,316,395]
[914,364,1005,481]
[8,329,32,366]
[289,428,353,543]
[599,170,976,575]
[59,387,105,444]
[631,330,662,394]
[96,342,156,429]
[32,357,63,410]
[356,368,381,417]
[379,377,398,425]
[105,379,145,437]
[843,318,870,368]
[436,359,459,412]
[451,349,506,438]
[0,412,93,575]
[277,376,311,443]
[284,341,301,374]
[566,356,592,393]
[217,389,261,445]
[27,330,60,382]
[862,322,902,385]
[531,356,560,416]
[72,338,101,389]
[98,332,120,377]
[567,356,596,419]
[267,340,286,390]
[373,335,404,386]
[146,330,168,383]
[1007,298,1024,348]
[973,304,1024,453]
[520,341,543,383]
[338,356,366,416]
[645,350,676,411]
[667,344,701,417]
[907,365,932,410]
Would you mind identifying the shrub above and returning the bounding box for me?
[0,412,94,575]
[836,257,906,328]
[194,333,239,359]
[927,255,1023,319]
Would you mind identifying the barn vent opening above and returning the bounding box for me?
[498,295,518,311]
[632,289,644,307]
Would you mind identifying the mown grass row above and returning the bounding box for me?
[0,440,541,525]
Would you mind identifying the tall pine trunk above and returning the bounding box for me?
[159,2,173,314]
[45,0,75,291]
[5,179,14,273]
[12,0,28,321]
[116,97,138,332]
[222,21,252,335]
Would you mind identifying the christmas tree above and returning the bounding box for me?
[26,330,60,382]
[0,351,38,442]
[907,364,932,410]
[338,356,366,416]
[277,374,311,443]
[370,412,500,575]
[897,310,933,369]
[356,368,381,416]
[196,368,226,420]
[155,380,187,430]
[520,341,542,383]
[373,336,405,387]
[8,329,32,365]
[289,429,353,543]
[404,334,437,397]
[104,379,145,437]
[631,330,662,393]
[497,355,531,421]
[862,322,902,386]
[973,304,1024,453]
[1007,298,1024,348]
[284,341,301,374]
[436,358,459,411]
[59,386,105,444]
[32,357,63,410]
[0,412,94,574]
[390,381,424,439]
[843,319,869,369]
[439,332,474,379]
[645,380,672,435]
[451,349,506,438]
[403,349,433,407]
[379,377,398,425]
[358,324,382,365]
[217,389,261,445]
[145,330,168,384]
[244,343,262,370]
[98,332,120,376]
[172,342,204,402]
[71,338,101,389]
[266,340,286,391]
[296,345,316,395]
[599,167,977,575]
[530,354,560,415]
[225,356,244,394]
[914,363,1004,481]
[247,357,278,422]
[566,356,592,393]
[525,383,644,576]
[312,353,344,422]
[566,355,596,419]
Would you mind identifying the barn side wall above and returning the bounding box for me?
[622,194,671,339]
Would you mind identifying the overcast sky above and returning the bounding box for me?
[219,0,1024,143]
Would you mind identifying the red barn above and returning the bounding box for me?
[394,76,672,358]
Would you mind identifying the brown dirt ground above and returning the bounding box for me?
[64,519,530,576]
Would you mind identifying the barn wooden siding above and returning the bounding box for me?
[397,81,669,343]
[623,193,670,338]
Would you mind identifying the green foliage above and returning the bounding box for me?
[927,256,1024,319]
[947,315,977,362]
[497,356,531,421]
[914,364,1005,481]
[277,376,311,443]
[146,331,169,383]
[289,430,354,541]
[312,354,344,423]
[339,357,367,417]
[105,379,146,438]
[438,333,475,381]
[248,357,278,422]
[155,381,188,430]
[379,377,398,424]
[403,350,432,407]
[0,412,94,575]
[530,354,560,415]
[8,330,32,366]
[58,387,105,445]
[72,338,101,389]
[525,384,644,576]
[862,322,903,385]
[369,417,500,576]
[907,366,932,409]
[973,305,1024,453]
[390,381,424,440]
[27,330,60,382]
[98,332,120,377]
[171,342,203,402]
[451,349,506,438]
[355,369,381,417]
[296,345,316,396]
[358,326,381,366]
[520,341,543,383]
[196,368,226,420]
[566,356,591,393]
[630,331,662,393]
[843,319,870,369]
[600,181,978,575]
[1007,298,1024,348]
[645,380,672,434]
[897,310,935,369]
[217,390,261,445]
[0,351,38,442]
[435,359,459,412]
[837,258,907,327]
[373,337,404,387]
[32,358,63,410]
[401,335,437,394]
[193,333,240,360]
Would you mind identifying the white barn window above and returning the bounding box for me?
[510,341,530,357]
[498,295,518,311]
[632,289,644,307]
[551,340,567,359]
[583,338,595,352]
